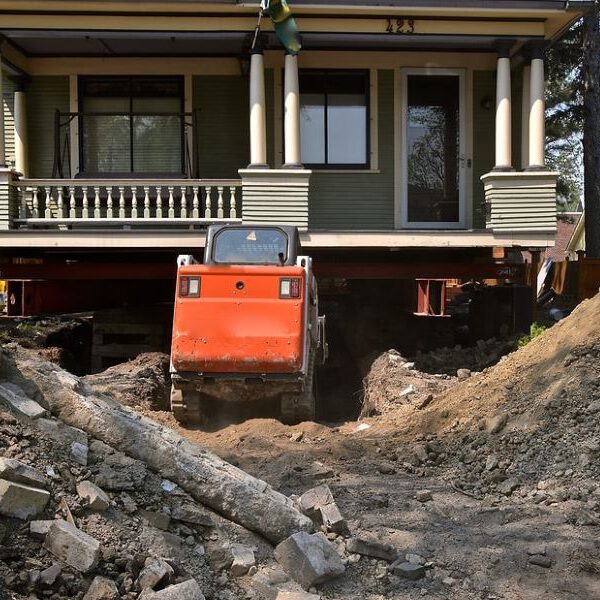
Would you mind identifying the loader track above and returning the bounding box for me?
[280,351,316,425]
[170,386,205,426]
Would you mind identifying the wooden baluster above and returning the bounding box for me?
[19,187,27,219]
[156,187,163,219]
[69,187,76,218]
[107,188,114,218]
[217,187,224,219]
[205,186,212,219]
[119,187,125,218]
[82,187,89,219]
[180,187,187,218]
[94,187,101,218]
[57,188,65,219]
[192,187,199,218]
[168,187,175,218]
[32,188,39,218]
[131,187,138,219]
[229,186,237,219]
[44,187,52,219]
[144,187,150,219]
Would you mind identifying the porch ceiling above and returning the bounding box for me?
[0,29,540,57]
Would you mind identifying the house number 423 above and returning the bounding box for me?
[386,18,415,34]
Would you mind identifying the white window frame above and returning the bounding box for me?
[398,67,468,230]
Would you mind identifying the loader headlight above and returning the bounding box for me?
[179,276,201,298]
[280,277,301,299]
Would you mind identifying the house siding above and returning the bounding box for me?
[309,69,395,230]
[26,76,70,178]
[3,74,16,168]
[193,71,273,179]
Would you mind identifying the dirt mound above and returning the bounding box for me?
[372,292,600,508]
[83,352,171,410]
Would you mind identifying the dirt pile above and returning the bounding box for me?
[373,293,600,512]
[83,352,171,411]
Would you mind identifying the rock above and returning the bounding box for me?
[276,593,321,600]
[119,492,137,514]
[299,485,334,519]
[71,441,89,466]
[457,369,471,380]
[274,532,345,589]
[230,543,256,577]
[0,458,48,489]
[412,444,429,464]
[141,509,171,531]
[207,542,235,571]
[405,553,426,565]
[138,579,205,599]
[136,558,174,590]
[319,502,347,534]
[290,432,304,443]
[83,576,119,600]
[486,413,508,434]
[485,455,499,471]
[415,490,432,503]
[30,520,55,539]
[0,479,51,519]
[31,418,87,448]
[251,567,294,599]
[310,462,334,481]
[416,394,434,410]
[171,503,213,527]
[497,478,519,496]
[44,520,101,573]
[389,560,426,580]
[39,563,61,586]
[346,535,398,562]
[0,382,48,419]
[528,555,552,568]
[77,480,110,511]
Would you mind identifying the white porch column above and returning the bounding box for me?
[528,53,546,170]
[494,53,512,170]
[521,65,531,170]
[249,50,268,168]
[283,53,301,168]
[0,54,5,167]
[14,91,28,176]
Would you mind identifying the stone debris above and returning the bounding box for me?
[298,484,346,533]
[71,441,89,466]
[138,578,205,599]
[141,509,171,531]
[251,567,305,600]
[276,592,322,600]
[39,563,61,586]
[486,413,509,434]
[528,555,552,568]
[82,576,119,600]
[389,560,426,580]
[30,519,55,539]
[76,480,111,511]
[0,457,47,488]
[0,382,48,419]
[274,532,345,589]
[346,535,398,562]
[171,502,213,527]
[415,490,433,503]
[230,543,256,577]
[44,520,101,573]
[0,478,51,519]
[135,557,174,590]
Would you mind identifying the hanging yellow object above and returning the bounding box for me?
[260,0,301,55]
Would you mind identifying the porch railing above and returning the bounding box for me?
[12,179,242,226]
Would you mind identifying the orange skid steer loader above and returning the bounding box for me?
[170,225,327,425]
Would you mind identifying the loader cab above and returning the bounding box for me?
[204,225,300,267]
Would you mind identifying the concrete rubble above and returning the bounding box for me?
[82,575,120,600]
[346,535,398,562]
[44,520,101,573]
[0,478,50,519]
[76,480,111,511]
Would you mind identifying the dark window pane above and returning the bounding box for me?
[407,75,460,223]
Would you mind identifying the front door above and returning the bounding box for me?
[401,70,466,229]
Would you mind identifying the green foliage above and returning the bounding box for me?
[517,322,548,348]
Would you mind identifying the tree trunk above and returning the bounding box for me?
[1,346,313,544]
[583,2,600,258]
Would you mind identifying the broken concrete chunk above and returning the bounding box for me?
[0,479,50,520]
[30,520,55,539]
[32,418,87,448]
[0,458,48,489]
[171,503,213,527]
[39,563,61,586]
[346,535,398,562]
[529,555,552,568]
[140,509,171,531]
[486,413,508,434]
[299,485,334,519]
[138,578,205,599]
[319,502,346,534]
[83,576,119,600]
[76,480,110,511]
[230,543,256,577]
[389,560,426,580]
[71,441,89,466]
[207,541,234,571]
[274,532,345,589]
[415,490,433,503]
[135,558,174,590]
[0,383,47,419]
[44,520,101,573]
